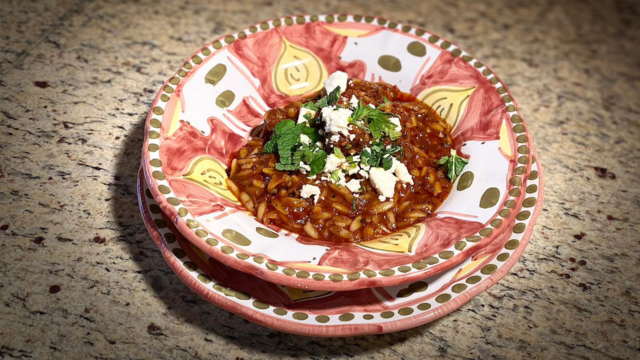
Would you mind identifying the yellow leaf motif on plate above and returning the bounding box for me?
[324,25,375,37]
[182,156,239,204]
[358,224,425,254]
[280,286,333,303]
[499,120,512,157]
[167,99,182,137]
[273,39,326,96]
[284,263,347,273]
[452,254,491,281]
[418,86,476,130]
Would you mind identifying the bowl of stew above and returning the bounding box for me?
[142,14,542,291]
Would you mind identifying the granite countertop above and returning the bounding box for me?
[1,0,638,358]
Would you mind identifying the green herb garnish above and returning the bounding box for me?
[349,100,401,140]
[308,150,327,176]
[315,86,341,109]
[360,141,403,169]
[352,198,357,211]
[438,149,469,182]
[330,169,341,183]
[302,102,319,112]
[266,119,327,174]
[302,126,322,142]
[333,147,345,159]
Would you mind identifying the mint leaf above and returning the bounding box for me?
[361,141,402,168]
[439,150,469,182]
[381,155,393,171]
[315,86,340,109]
[275,163,299,171]
[302,126,322,142]
[263,136,278,153]
[303,113,313,122]
[276,121,306,165]
[302,102,319,112]
[309,150,327,176]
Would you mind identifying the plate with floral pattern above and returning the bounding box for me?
[138,157,542,336]
[142,14,542,291]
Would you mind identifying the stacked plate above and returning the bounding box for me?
[138,14,543,337]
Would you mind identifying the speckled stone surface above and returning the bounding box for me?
[1,0,638,359]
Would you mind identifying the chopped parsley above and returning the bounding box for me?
[438,149,469,182]
[330,169,341,182]
[349,99,401,140]
[361,141,403,170]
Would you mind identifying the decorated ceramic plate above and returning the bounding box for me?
[142,14,541,291]
[139,158,543,336]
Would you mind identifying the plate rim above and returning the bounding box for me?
[141,13,542,291]
[137,158,544,336]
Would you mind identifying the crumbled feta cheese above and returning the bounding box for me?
[316,141,325,149]
[297,107,316,124]
[345,179,362,193]
[322,106,352,136]
[349,95,359,108]
[329,134,340,143]
[300,134,311,145]
[378,195,387,202]
[393,159,413,184]
[347,162,359,175]
[369,167,398,198]
[324,71,348,95]
[300,184,321,203]
[368,103,376,109]
[323,153,345,174]
[349,133,356,141]
[389,116,402,131]
[299,162,311,174]
[335,171,347,186]
[358,169,369,178]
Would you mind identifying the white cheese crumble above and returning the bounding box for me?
[345,179,362,193]
[299,134,311,145]
[369,167,398,199]
[297,107,316,124]
[392,159,413,184]
[300,184,321,203]
[323,153,346,174]
[378,195,387,202]
[324,71,348,95]
[329,134,341,143]
[349,133,356,141]
[368,103,376,109]
[299,162,311,174]
[389,116,402,131]
[349,95,359,108]
[322,106,353,137]
[358,169,369,178]
[347,163,359,175]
